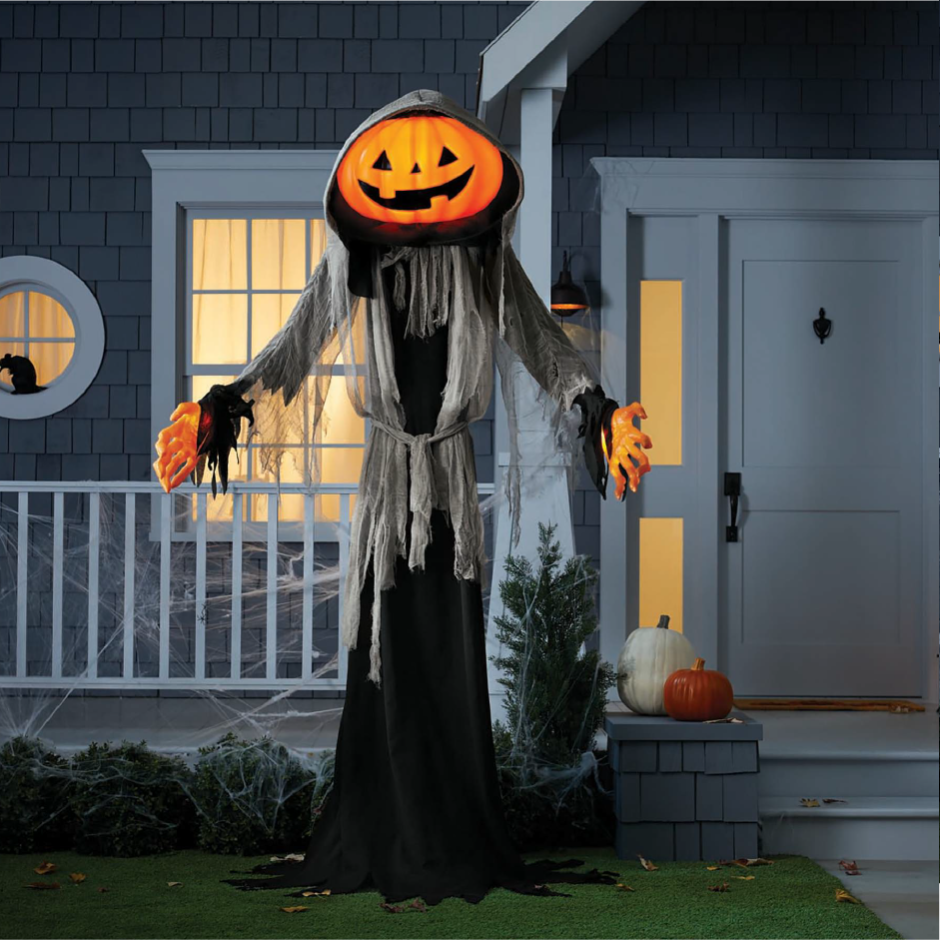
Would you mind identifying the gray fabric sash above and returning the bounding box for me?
[370,418,469,571]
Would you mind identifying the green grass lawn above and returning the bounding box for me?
[1,849,900,940]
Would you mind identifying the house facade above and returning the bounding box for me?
[0,1,937,714]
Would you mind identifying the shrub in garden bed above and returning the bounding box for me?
[70,741,194,857]
[0,736,74,853]
[491,523,617,852]
[187,733,333,856]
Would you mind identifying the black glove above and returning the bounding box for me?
[573,384,619,500]
[195,383,255,497]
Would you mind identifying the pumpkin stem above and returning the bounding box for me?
[656,615,670,630]
[692,658,706,671]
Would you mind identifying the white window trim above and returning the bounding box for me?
[143,149,339,541]
[0,255,105,420]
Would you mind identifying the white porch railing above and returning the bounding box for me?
[0,480,494,692]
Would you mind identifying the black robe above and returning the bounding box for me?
[225,271,616,905]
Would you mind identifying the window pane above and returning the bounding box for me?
[317,446,363,484]
[190,374,237,403]
[251,293,301,358]
[640,281,682,466]
[252,219,306,291]
[639,517,683,633]
[193,294,248,364]
[31,341,75,386]
[0,291,25,337]
[29,291,74,339]
[318,376,365,445]
[192,219,247,291]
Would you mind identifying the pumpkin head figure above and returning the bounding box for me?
[333,113,513,244]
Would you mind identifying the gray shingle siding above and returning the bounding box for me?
[1,0,935,615]
[0,1,525,484]
[555,0,938,562]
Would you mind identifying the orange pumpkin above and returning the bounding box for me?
[336,115,505,229]
[663,658,734,722]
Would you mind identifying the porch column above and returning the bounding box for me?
[486,86,576,721]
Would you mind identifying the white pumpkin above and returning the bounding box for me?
[617,615,696,716]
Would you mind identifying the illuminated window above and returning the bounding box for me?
[188,215,364,523]
[0,289,75,391]
[0,256,105,421]
[640,280,682,465]
[639,517,684,633]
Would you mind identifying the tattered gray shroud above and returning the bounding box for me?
[228,90,598,685]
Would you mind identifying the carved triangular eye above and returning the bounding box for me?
[438,146,458,167]
[372,150,392,171]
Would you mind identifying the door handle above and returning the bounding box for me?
[725,472,741,542]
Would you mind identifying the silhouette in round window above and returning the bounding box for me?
[0,289,75,394]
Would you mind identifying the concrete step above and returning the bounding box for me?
[760,797,938,861]
[759,756,939,798]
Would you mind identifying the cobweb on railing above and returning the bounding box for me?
[0,490,349,744]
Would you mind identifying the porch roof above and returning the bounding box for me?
[475,0,645,142]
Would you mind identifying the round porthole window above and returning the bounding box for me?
[0,257,105,420]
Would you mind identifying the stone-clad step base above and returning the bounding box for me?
[616,820,758,862]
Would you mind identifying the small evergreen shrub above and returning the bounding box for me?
[491,523,617,851]
[0,736,74,853]
[188,733,332,856]
[70,741,193,857]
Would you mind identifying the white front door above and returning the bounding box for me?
[723,219,924,696]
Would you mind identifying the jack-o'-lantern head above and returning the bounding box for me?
[332,111,516,245]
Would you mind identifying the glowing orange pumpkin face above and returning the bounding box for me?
[336,115,504,227]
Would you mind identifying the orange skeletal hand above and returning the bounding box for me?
[603,402,652,500]
[153,401,206,494]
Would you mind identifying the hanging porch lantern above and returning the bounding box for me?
[550,251,589,316]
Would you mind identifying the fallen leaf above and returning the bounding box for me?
[724,858,774,868]
[34,861,57,875]
[734,875,756,881]
[835,888,860,904]
[615,883,635,891]
[24,882,61,890]
[380,902,405,913]
[800,798,820,807]
[409,899,428,912]
[708,882,730,892]
[706,865,720,871]
[300,889,331,898]
[270,853,305,863]
[167,881,183,888]
[703,717,745,724]
[637,854,659,871]
[839,860,861,875]
[280,906,309,914]
[96,887,109,893]
[69,873,86,884]
[823,798,847,804]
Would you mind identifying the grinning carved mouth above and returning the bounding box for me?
[358,166,474,211]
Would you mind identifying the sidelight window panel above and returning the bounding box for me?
[640,280,682,466]
[639,517,684,633]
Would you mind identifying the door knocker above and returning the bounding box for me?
[813,307,832,344]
